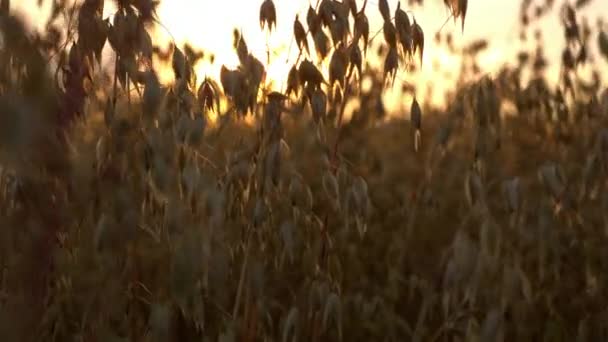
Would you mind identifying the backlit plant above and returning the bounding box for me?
[0,0,608,341]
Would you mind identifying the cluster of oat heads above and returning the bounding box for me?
[287,0,430,100]
[377,0,426,86]
[275,0,433,130]
[218,30,266,116]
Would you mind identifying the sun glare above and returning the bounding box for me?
[150,0,305,92]
[10,0,608,109]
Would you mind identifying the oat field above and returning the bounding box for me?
[1,0,608,341]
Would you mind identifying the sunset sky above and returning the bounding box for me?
[11,0,608,108]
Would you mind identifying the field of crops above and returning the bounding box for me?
[1,0,608,340]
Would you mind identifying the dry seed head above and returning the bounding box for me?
[197,77,221,113]
[313,29,330,61]
[562,48,576,70]
[344,0,358,16]
[318,0,333,28]
[263,92,286,141]
[332,85,343,106]
[142,71,163,120]
[411,97,422,130]
[284,66,299,99]
[330,19,348,48]
[412,19,424,66]
[459,0,469,32]
[233,29,249,65]
[299,59,326,89]
[379,0,391,22]
[395,4,413,56]
[243,54,266,90]
[307,6,321,34]
[383,21,397,49]
[383,46,399,86]
[259,0,277,31]
[354,11,370,55]
[294,15,309,56]
[310,89,327,123]
[411,97,422,152]
[108,10,127,54]
[172,45,187,80]
[220,65,245,98]
[395,3,411,37]
[329,45,348,89]
[348,42,363,79]
[332,0,350,25]
[266,90,288,107]
[78,5,108,64]
[444,0,468,32]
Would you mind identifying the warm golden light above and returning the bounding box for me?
[11,0,608,108]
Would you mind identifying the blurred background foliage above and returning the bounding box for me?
[0,0,608,341]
